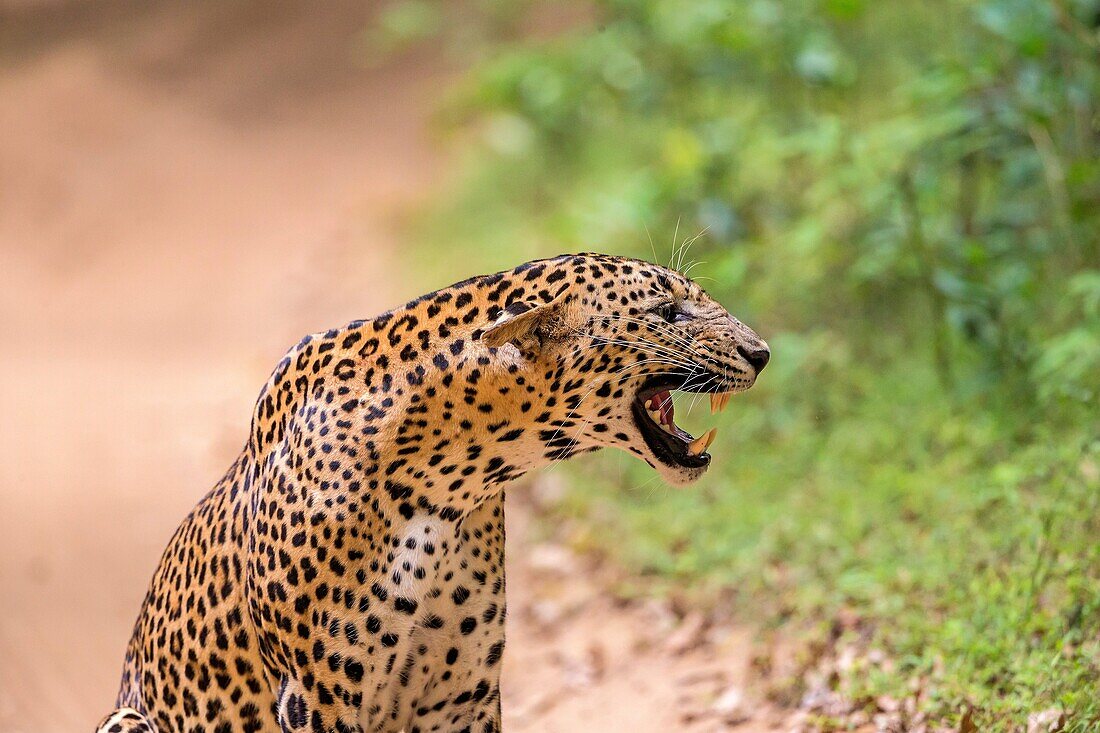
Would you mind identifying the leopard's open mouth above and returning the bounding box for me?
[631,374,737,470]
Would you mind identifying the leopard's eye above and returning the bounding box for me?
[652,302,678,324]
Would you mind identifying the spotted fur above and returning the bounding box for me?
[98,253,768,733]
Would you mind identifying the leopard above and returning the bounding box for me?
[95,252,769,733]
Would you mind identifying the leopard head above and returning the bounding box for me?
[480,253,769,486]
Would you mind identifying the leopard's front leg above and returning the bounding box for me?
[277,676,364,733]
[400,495,507,733]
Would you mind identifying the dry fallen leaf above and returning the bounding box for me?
[665,611,708,655]
[711,685,745,715]
[1027,708,1066,733]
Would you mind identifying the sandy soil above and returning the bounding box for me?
[0,5,783,732]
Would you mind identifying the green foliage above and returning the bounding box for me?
[385,0,1100,728]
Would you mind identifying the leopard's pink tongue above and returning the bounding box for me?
[643,388,726,456]
[648,390,674,427]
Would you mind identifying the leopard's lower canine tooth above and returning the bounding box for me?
[686,427,718,456]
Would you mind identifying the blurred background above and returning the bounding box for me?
[1,2,1098,732]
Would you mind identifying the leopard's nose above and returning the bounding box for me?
[737,344,770,373]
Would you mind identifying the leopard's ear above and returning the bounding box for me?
[481,290,575,352]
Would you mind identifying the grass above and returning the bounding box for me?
[550,353,1100,729]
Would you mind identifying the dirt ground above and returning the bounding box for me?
[0,4,783,732]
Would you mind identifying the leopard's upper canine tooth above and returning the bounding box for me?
[686,427,717,456]
[710,392,732,414]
